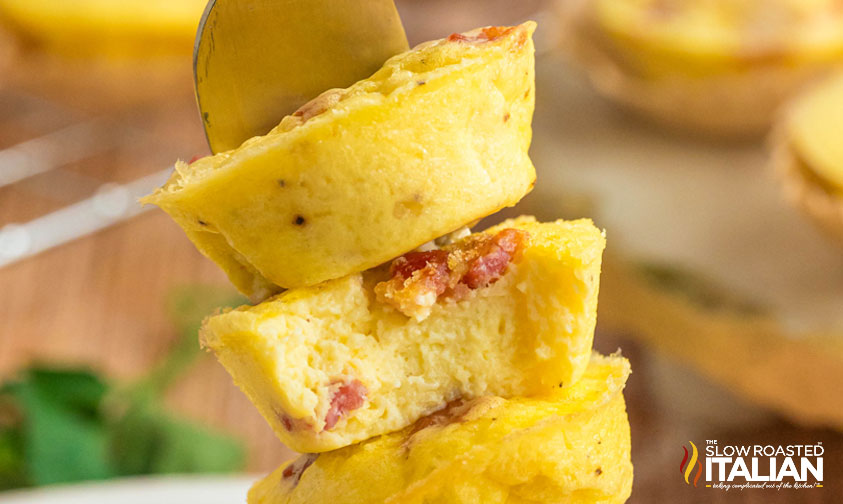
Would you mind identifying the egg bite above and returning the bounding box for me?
[249,352,632,504]
[560,0,843,137]
[773,72,843,244]
[201,217,605,453]
[0,0,205,57]
[142,23,537,300]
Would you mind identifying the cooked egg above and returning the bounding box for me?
[201,217,605,453]
[142,23,537,299]
[249,352,633,504]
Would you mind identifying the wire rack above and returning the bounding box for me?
[0,65,203,269]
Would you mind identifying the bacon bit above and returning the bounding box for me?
[404,396,506,451]
[292,89,344,122]
[447,26,516,44]
[391,249,449,281]
[323,380,367,431]
[275,380,366,434]
[462,229,526,289]
[374,249,452,320]
[447,33,471,42]
[281,416,293,431]
[407,399,467,437]
[277,411,312,433]
[375,229,529,320]
[281,454,318,487]
[480,26,516,41]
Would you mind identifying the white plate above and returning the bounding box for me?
[0,475,255,504]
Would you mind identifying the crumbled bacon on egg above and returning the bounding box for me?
[447,26,516,43]
[375,228,529,320]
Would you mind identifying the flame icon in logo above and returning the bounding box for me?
[680,441,703,487]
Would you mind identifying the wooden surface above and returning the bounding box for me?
[0,1,841,501]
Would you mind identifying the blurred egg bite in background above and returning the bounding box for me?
[773,71,843,244]
[0,0,206,58]
[558,0,843,138]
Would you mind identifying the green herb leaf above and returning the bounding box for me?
[109,396,244,476]
[149,417,244,474]
[0,426,27,490]
[26,368,108,419]
[4,370,114,486]
[0,285,248,491]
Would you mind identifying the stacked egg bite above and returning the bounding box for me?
[144,22,633,503]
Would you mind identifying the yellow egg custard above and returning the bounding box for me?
[560,0,843,137]
[201,217,605,453]
[249,352,632,504]
[773,71,843,243]
[143,23,537,300]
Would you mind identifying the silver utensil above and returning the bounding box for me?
[194,0,409,153]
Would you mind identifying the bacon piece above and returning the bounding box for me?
[375,229,529,320]
[404,396,507,451]
[281,416,293,432]
[407,399,467,437]
[447,33,471,43]
[391,249,450,283]
[462,229,526,289]
[447,26,516,44]
[275,380,366,434]
[374,250,452,320]
[324,380,368,431]
[281,453,318,487]
[480,26,516,41]
[292,89,345,122]
[277,412,312,433]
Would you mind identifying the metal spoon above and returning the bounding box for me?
[194,0,409,154]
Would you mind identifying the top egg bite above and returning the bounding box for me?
[143,23,537,300]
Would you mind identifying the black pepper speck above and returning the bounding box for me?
[294,215,306,226]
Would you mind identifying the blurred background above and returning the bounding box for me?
[1,0,842,502]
